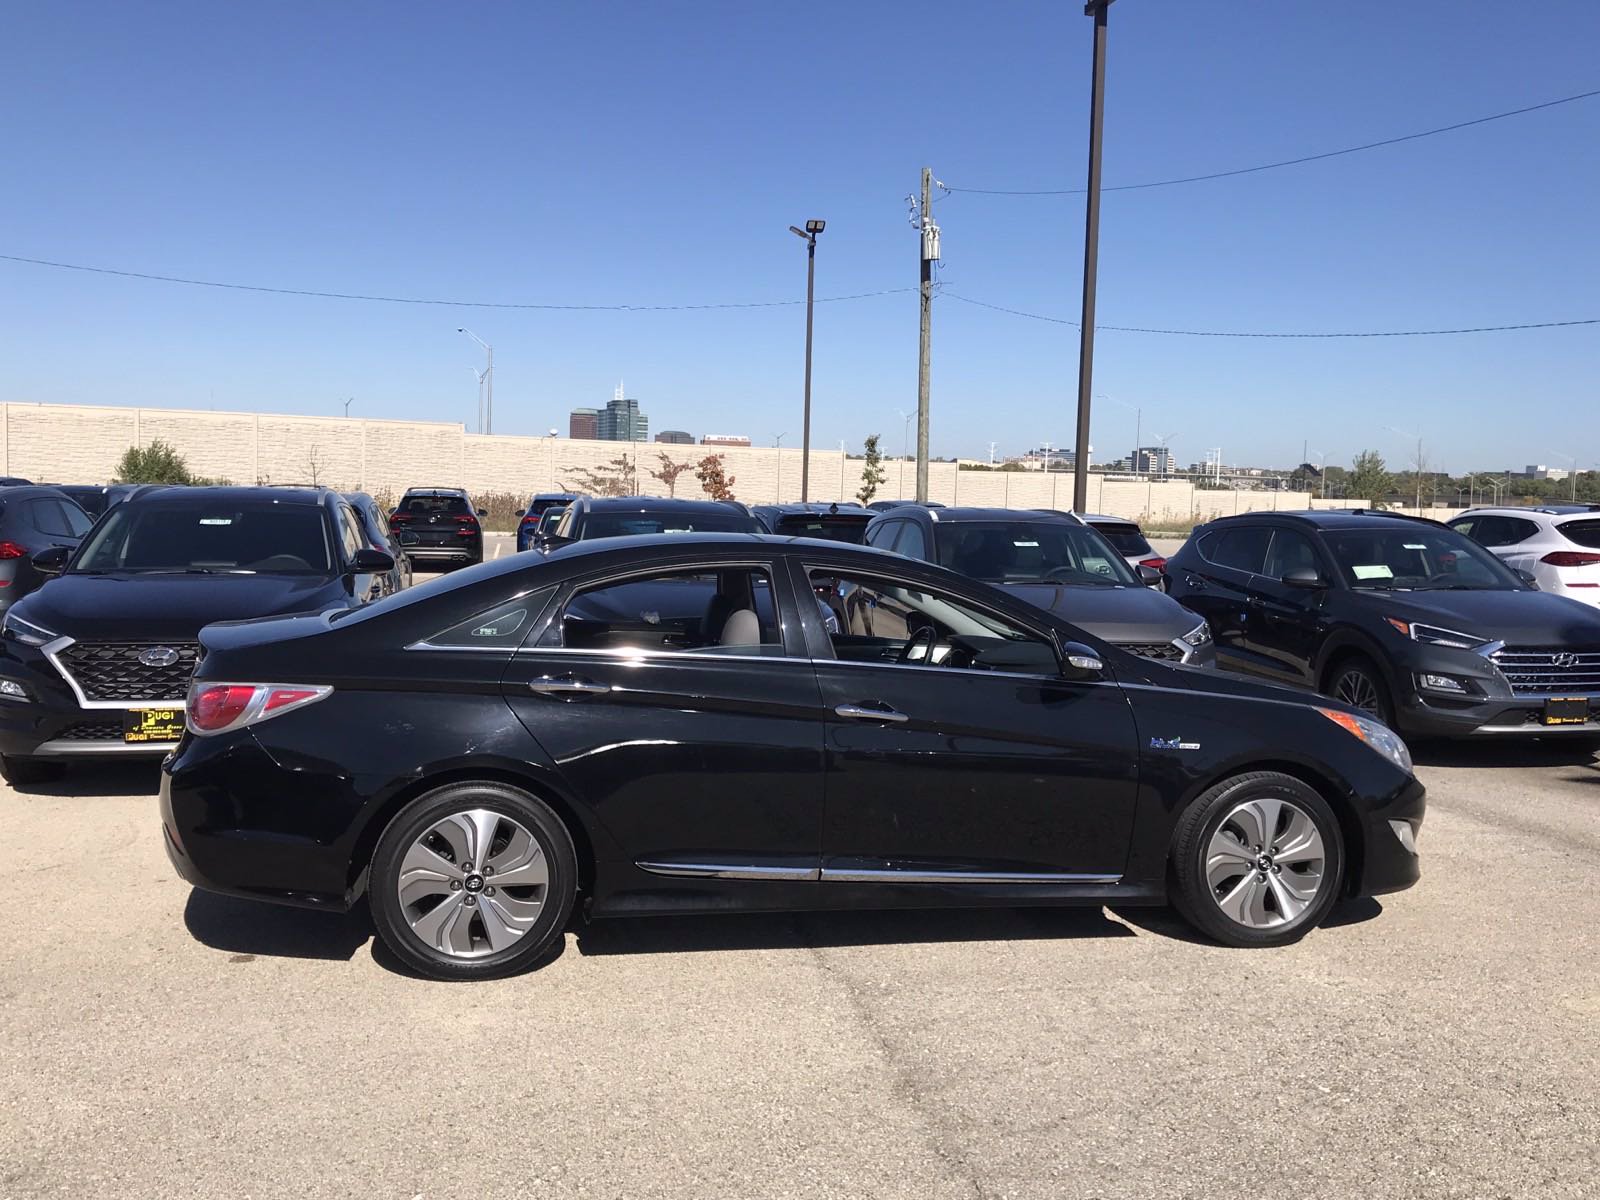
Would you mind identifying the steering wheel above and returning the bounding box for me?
[1043,565,1092,583]
[899,625,939,664]
[1424,572,1456,586]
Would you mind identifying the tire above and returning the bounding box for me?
[1324,655,1395,728]
[369,781,578,981]
[0,755,66,787]
[1170,771,1345,948]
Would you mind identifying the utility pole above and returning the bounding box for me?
[789,220,825,501]
[916,167,937,503]
[1073,0,1115,514]
[458,328,494,434]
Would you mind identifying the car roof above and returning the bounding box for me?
[579,496,748,513]
[1078,512,1141,526]
[0,485,80,502]
[756,503,872,516]
[1202,508,1450,531]
[122,485,330,507]
[1454,505,1600,518]
[402,487,470,497]
[892,506,1085,525]
[530,491,581,500]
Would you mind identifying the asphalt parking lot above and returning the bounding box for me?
[2,741,1596,1198]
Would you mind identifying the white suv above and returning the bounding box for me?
[1447,506,1600,606]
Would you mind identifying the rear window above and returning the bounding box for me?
[1558,519,1600,549]
[773,515,870,544]
[74,502,333,574]
[583,512,758,538]
[1092,523,1153,557]
[400,494,471,516]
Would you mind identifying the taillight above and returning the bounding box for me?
[1541,551,1600,567]
[1139,556,1167,572]
[0,541,28,560]
[388,512,412,528]
[519,515,539,528]
[186,682,333,736]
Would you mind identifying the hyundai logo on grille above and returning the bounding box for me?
[138,646,181,668]
[1552,652,1578,669]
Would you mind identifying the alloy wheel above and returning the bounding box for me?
[1333,667,1383,719]
[1205,796,1327,930]
[396,808,550,958]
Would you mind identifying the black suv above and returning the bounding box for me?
[543,496,760,547]
[0,485,394,783]
[752,502,874,544]
[388,487,487,570]
[1164,509,1600,739]
[864,506,1215,667]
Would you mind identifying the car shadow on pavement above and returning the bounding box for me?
[1110,897,1383,945]
[1410,740,1598,770]
[574,905,1133,958]
[13,762,163,798]
[184,889,373,962]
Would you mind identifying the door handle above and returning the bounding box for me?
[528,675,611,698]
[834,703,909,724]
[1185,575,1207,590]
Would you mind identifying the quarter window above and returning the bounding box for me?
[808,569,1059,676]
[427,588,557,648]
[540,568,787,656]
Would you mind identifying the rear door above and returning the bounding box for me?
[1175,525,1271,670]
[501,556,826,881]
[1240,527,1330,686]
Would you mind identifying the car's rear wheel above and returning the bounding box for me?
[1325,655,1394,727]
[370,781,578,981]
[1170,771,1344,948]
[0,755,66,787]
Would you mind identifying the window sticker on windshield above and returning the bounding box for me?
[1352,564,1393,580]
[663,527,692,533]
[1013,540,1040,547]
[199,518,233,525]
[1403,543,1426,550]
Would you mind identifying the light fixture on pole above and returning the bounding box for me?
[468,367,487,433]
[457,328,493,434]
[1072,0,1116,515]
[789,220,825,502]
[774,432,788,502]
[1546,450,1580,501]
[895,409,914,497]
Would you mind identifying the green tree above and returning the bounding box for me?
[694,453,736,500]
[856,434,887,504]
[1347,450,1392,507]
[114,439,193,485]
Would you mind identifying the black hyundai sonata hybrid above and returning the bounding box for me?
[162,534,1424,980]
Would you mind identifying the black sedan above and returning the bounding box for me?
[161,534,1423,981]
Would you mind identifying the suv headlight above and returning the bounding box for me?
[1180,620,1212,649]
[2,613,58,648]
[1384,618,1490,651]
[1318,707,1413,775]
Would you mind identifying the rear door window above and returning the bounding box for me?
[24,498,82,538]
[1205,527,1272,574]
[895,522,928,560]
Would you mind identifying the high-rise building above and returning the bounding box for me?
[1132,446,1174,476]
[569,408,599,440]
[701,434,751,448]
[595,384,648,442]
[655,430,693,445]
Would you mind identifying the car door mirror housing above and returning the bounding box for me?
[1059,641,1105,679]
[1137,564,1162,587]
[477,508,489,518]
[1281,567,1327,589]
[31,546,71,576]
[349,548,395,574]
[537,534,575,550]
[1515,568,1538,588]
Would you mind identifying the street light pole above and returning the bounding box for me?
[458,328,493,434]
[1072,0,1115,514]
[789,221,825,501]
[774,432,787,502]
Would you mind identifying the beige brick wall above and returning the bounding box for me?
[2,400,1327,523]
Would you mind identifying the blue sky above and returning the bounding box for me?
[3,0,1597,475]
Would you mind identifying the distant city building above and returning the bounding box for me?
[701,434,751,448]
[569,407,599,440]
[1520,464,1570,481]
[596,384,648,442]
[655,430,694,445]
[1132,445,1174,475]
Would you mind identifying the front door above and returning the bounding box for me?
[801,565,1140,881]
[502,560,826,880]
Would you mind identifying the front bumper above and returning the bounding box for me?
[1353,776,1425,898]
[0,653,179,760]
[1390,641,1600,739]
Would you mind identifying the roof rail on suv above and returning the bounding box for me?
[1338,508,1450,528]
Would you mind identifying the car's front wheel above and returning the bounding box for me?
[1170,771,1344,948]
[370,781,578,981]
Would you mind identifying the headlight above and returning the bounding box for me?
[1384,617,1489,651]
[1317,706,1413,775]
[2,612,58,648]
[1180,620,1212,649]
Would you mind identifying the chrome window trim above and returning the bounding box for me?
[819,867,1121,885]
[636,861,820,882]
[810,656,1093,686]
[510,645,812,666]
[42,637,195,711]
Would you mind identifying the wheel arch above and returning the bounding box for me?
[1315,630,1399,695]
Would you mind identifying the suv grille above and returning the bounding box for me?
[55,720,126,742]
[1120,641,1186,662]
[55,641,200,703]
[1491,647,1600,696]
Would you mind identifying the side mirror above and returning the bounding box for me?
[1281,567,1327,589]
[477,508,489,518]
[387,507,399,518]
[515,509,526,518]
[1515,568,1538,589]
[348,548,395,574]
[31,546,71,576]
[396,530,420,548]
[1137,564,1162,587]
[1059,640,1105,680]
[536,534,574,551]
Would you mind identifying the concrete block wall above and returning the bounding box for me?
[2,400,1323,524]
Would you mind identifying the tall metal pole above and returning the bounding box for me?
[1072,1,1113,514]
[916,166,933,503]
[486,343,494,435]
[801,236,816,501]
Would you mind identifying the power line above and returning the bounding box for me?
[942,87,1600,196]
[942,293,1600,338]
[0,253,915,311]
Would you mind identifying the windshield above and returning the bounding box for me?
[1322,526,1522,590]
[936,521,1138,586]
[583,512,759,538]
[73,501,333,574]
